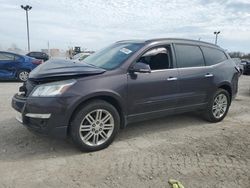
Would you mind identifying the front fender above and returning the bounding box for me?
[66,90,127,127]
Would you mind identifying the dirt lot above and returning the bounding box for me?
[0,76,249,188]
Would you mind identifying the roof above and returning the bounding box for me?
[0,51,19,55]
[117,38,220,49]
[147,38,218,46]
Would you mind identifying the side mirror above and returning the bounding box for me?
[130,62,151,73]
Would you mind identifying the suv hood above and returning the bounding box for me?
[29,59,106,80]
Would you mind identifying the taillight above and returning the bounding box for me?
[32,59,43,65]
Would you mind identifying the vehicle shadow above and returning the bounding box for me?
[118,112,206,141]
[0,112,210,162]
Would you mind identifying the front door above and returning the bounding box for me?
[127,45,180,119]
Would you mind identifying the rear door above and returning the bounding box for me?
[174,44,213,107]
[0,52,17,79]
[201,46,236,95]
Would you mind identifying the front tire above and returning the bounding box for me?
[204,89,230,122]
[70,100,120,151]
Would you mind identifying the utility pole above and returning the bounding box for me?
[214,31,220,45]
[47,41,50,57]
[21,5,32,52]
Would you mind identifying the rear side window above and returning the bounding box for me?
[33,52,40,57]
[175,44,205,68]
[201,47,227,66]
[0,53,15,61]
[28,52,35,56]
[35,52,42,57]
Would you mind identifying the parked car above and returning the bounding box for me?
[0,51,43,81]
[241,59,250,75]
[232,58,244,74]
[72,52,91,61]
[12,38,239,151]
[26,51,49,62]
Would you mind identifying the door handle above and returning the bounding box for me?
[167,77,178,81]
[205,73,214,78]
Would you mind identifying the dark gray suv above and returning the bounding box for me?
[12,38,239,151]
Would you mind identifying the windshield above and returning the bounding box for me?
[82,42,143,70]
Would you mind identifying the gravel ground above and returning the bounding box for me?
[0,76,249,188]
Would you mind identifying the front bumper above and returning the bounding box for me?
[12,94,70,138]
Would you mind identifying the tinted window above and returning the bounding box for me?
[35,52,43,57]
[201,47,227,66]
[28,52,35,57]
[0,53,15,61]
[137,47,172,70]
[29,52,37,57]
[175,44,205,68]
[32,52,39,57]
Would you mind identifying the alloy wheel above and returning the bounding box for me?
[19,71,29,81]
[79,109,114,146]
[212,93,228,119]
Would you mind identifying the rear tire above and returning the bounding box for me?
[70,100,120,151]
[17,70,29,82]
[204,89,230,122]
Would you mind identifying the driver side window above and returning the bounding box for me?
[137,46,172,70]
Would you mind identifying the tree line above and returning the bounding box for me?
[229,52,250,59]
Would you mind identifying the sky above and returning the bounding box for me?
[0,0,250,52]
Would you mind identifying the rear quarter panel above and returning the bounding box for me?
[211,59,238,97]
[20,56,37,71]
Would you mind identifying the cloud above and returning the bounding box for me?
[0,0,249,52]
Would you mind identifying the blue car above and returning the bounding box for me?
[0,51,42,81]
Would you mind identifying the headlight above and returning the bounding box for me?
[31,79,76,97]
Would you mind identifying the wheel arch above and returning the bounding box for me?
[15,68,31,76]
[68,93,127,135]
[217,83,232,102]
